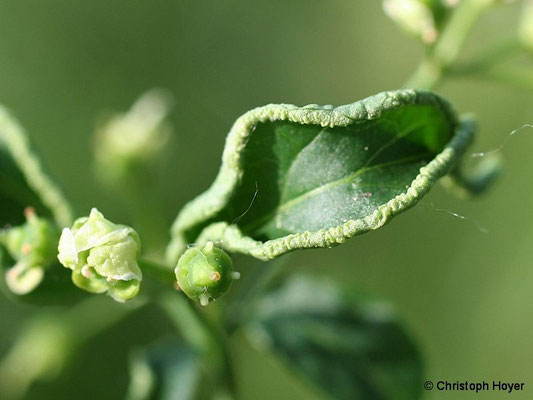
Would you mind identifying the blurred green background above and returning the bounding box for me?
[0,1,532,399]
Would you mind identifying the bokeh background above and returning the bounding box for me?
[0,1,532,399]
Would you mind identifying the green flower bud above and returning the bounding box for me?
[94,89,173,185]
[175,242,239,306]
[519,0,533,52]
[0,208,59,295]
[383,0,450,44]
[57,208,142,302]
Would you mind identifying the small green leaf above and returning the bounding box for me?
[245,275,422,400]
[126,340,205,400]
[168,90,474,262]
[0,105,73,227]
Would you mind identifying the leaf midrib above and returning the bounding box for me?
[242,152,431,234]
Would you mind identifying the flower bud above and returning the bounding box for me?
[519,0,533,52]
[175,242,238,306]
[0,208,59,295]
[94,89,173,184]
[57,208,142,302]
[383,0,449,44]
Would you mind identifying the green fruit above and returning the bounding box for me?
[175,242,237,306]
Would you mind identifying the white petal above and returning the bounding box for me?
[58,228,78,267]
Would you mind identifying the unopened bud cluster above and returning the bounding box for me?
[57,208,142,302]
[0,208,59,295]
[94,89,173,184]
[383,0,454,44]
[519,0,533,52]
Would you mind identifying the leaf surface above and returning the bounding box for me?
[246,275,422,400]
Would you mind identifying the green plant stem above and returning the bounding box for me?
[225,256,290,334]
[138,258,176,287]
[405,0,493,89]
[158,292,237,399]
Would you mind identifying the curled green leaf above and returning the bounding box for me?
[58,208,142,302]
[0,105,73,227]
[441,152,502,198]
[168,90,478,262]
